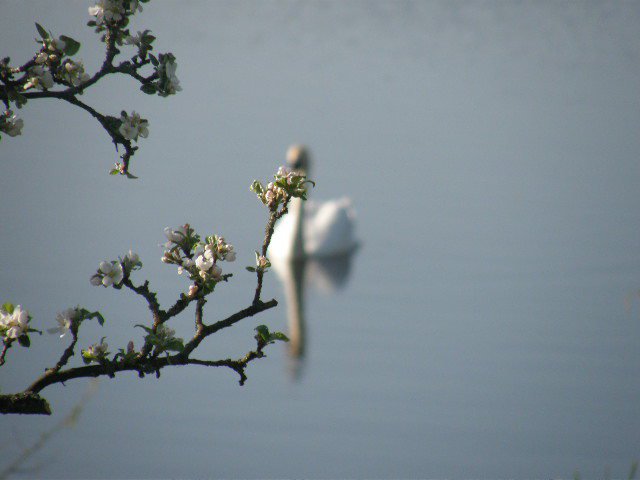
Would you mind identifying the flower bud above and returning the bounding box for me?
[126,250,139,264]
[211,264,222,279]
[99,261,112,274]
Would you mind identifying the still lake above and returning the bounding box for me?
[1,1,639,478]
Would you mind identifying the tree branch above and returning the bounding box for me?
[12,298,277,403]
[180,298,277,358]
[0,393,51,415]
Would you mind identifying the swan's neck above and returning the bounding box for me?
[285,259,306,366]
[289,197,305,259]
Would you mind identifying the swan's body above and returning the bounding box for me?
[270,197,357,258]
[268,145,357,259]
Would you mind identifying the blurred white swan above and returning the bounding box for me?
[269,145,357,259]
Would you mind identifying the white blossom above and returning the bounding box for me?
[0,110,24,137]
[195,253,213,272]
[60,60,90,87]
[118,111,149,142]
[194,250,222,281]
[1,305,30,340]
[92,261,124,287]
[123,250,140,272]
[48,37,66,52]
[251,165,311,208]
[210,264,222,279]
[157,55,182,96]
[48,308,76,338]
[225,247,236,262]
[89,0,125,25]
[201,236,235,263]
[277,166,290,177]
[84,338,108,358]
[99,261,113,274]
[125,31,144,47]
[164,225,188,245]
[125,250,139,264]
[24,65,54,90]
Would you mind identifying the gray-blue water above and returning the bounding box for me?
[1,1,639,478]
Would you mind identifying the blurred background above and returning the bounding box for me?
[1,1,639,478]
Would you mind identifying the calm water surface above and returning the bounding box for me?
[1,1,639,478]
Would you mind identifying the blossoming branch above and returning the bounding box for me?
[0,0,181,176]
[0,166,313,415]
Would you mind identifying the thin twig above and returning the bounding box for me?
[253,199,289,305]
[195,298,205,330]
[122,278,161,320]
[0,342,10,366]
[48,335,78,374]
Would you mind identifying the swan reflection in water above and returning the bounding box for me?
[271,253,357,379]
[269,145,358,379]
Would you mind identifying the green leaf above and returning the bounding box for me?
[254,325,289,345]
[109,168,120,175]
[93,312,105,326]
[269,331,289,343]
[250,180,264,195]
[164,339,184,352]
[149,53,158,66]
[8,89,28,109]
[81,310,105,326]
[140,83,157,95]
[60,35,81,56]
[254,325,270,343]
[246,266,256,272]
[17,335,30,348]
[2,303,14,314]
[135,324,154,334]
[35,22,50,40]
